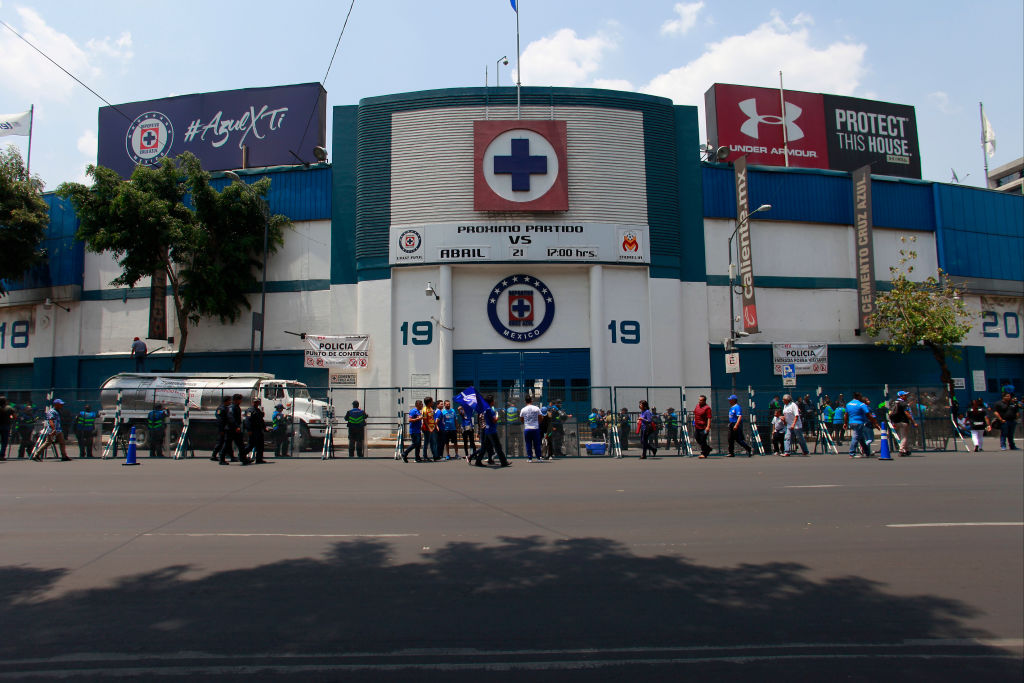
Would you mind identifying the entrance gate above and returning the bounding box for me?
[453,349,591,417]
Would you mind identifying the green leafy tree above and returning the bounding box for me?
[865,237,973,395]
[0,146,49,295]
[58,152,290,371]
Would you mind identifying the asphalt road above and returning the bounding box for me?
[1,450,1021,681]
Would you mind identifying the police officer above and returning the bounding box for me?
[663,407,680,449]
[211,396,233,464]
[16,402,35,458]
[227,394,248,465]
[271,403,290,458]
[75,404,98,458]
[344,400,368,458]
[244,398,267,464]
[0,396,13,460]
[549,400,570,457]
[147,403,169,458]
[587,408,601,441]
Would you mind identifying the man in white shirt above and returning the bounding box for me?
[519,395,543,462]
[782,394,809,456]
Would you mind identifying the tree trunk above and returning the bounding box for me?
[924,341,954,398]
[165,264,188,372]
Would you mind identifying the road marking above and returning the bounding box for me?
[143,533,420,538]
[884,528,1019,532]
[783,485,843,488]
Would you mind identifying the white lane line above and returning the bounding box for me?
[783,485,843,488]
[884,528,1019,532]
[143,533,419,538]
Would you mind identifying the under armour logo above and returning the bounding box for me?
[738,98,804,141]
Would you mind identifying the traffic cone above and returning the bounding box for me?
[122,425,140,466]
[878,423,892,461]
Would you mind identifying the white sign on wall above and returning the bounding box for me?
[304,334,370,369]
[725,352,740,374]
[389,223,650,265]
[773,343,829,375]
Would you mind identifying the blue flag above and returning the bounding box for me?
[454,386,491,416]
[510,0,517,11]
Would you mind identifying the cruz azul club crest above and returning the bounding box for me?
[474,120,568,212]
[126,111,174,166]
[487,274,555,342]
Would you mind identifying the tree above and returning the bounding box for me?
[865,237,973,395]
[0,146,49,295]
[58,153,290,371]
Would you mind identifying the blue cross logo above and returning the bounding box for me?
[493,138,547,191]
[142,130,157,147]
[511,298,532,318]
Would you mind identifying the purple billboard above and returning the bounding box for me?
[97,83,327,178]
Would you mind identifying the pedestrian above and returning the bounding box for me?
[831,400,846,446]
[421,397,440,461]
[637,399,658,459]
[458,403,476,460]
[32,399,71,461]
[441,400,458,459]
[72,404,97,459]
[844,392,880,458]
[771,409,786,454]
[244,398,267,464]
[145,403,168,458]
[587,408,602,441]
[16,402,35,458]
[271,403,290,458]
[597,409,608,442]
[768,395,782,414]
[725,394,752,457]
[130,336,147,372]
[651,407,663,448]
[0,396,13,460]
[991,391,1019,451]
[401,400,424,462]
[691,395,712,458]
[519,394,543,462]
[211,396,233,463]
[663,408,680,449]
[344,400,368,458]
[781,394,809,456]
[889,391,918,456]
[617,407,631,451]
[966,398,991,452]
[227,394,248,465]
[549,400,570,456]
[470,395,509,467]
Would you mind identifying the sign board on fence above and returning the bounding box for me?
[409,373,432,388]
[304,334,370,369]
[329,370,357,387]
[725,352,740,374]
[783,377,796,387]
[773,343,828,375]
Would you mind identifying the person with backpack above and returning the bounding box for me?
[889,391,918,456]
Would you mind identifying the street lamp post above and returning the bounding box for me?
[496,56,508,87]
[225,171,270,372]
[726,203,772,394]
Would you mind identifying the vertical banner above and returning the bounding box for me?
[148,266,167,340]
[852,165,876,330]
[734,156,760,333]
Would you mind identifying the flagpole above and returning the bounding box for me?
[979,102,990,186]
[515,0,522,119]
[26,104,34,177]
[779,72,789,167]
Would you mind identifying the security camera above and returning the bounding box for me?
[502,58,509,66]
[312,146,328,162]
[425,282,439,300]
[735,330,751,337]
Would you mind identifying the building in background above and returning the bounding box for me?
[988,157,1024,195]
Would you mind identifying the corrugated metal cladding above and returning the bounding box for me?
[701,164,936,231]
[355,87,682,272]
[390,106,648,226]
[4,194,84,292]
[935,183,1024,282]
[209,166,331,222]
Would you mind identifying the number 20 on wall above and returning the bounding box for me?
[982,311,1020,338]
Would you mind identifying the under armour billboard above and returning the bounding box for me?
[705,84,921,179]
[97,83,327,178]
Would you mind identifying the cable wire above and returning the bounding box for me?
[297,0,357,156]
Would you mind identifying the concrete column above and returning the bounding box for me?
[589,264,605,387]
[438,265,453,392]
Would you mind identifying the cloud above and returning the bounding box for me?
[519,28,618,87]
[928,91,957,114]
[661,2,704,36]
[0,8,133,102]
[591,78,636,92]
[76,129,97,158]
[643,13,867,107]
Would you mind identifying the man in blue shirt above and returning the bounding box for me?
[844,392,880,458]
[471,395,509,468]
[32,399,71,461]
[401,400,424,463]
[441,400,458,459]
[727,394,753,457]
[130,337,147,372]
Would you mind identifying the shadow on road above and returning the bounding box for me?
[0,537,1019,679]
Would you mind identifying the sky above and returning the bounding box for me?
[1,0,1021,191]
